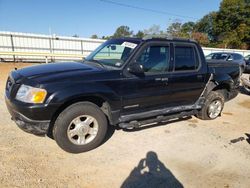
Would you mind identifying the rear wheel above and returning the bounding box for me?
[243,84,250,94]
[53,102,108,153]
[242,75,250,94]
[196,91,224,120]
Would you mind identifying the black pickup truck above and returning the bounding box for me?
[5,37,240,153]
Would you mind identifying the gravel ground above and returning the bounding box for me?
[0,63,250,188]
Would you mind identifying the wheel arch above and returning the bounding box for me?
[205,80,232,101]
[47,95,113,138]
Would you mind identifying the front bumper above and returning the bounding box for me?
[5,96,50,136]
[11,110,50,135]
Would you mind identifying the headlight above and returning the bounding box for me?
[16,85,47,104]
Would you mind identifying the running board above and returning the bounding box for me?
[119,103,203,123]
[119,110,198,129]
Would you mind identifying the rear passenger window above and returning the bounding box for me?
[233,54,243,60]
[174,45,199,71]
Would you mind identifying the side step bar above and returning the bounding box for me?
[119,103,202,123]
[119,110,198,129]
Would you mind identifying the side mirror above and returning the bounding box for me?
[128,62,144,76]
[110,45,116,50]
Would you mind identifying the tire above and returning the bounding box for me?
[196,91,225,120]
[243,84,250,94]
[53,102,108,153]
[242,75,250,94]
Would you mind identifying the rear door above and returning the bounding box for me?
[167,42,207,106]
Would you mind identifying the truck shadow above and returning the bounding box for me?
[101,117,191,147]
[245,133,250,144]
[229,133,250,145]
[121,116,192,132]
[47,117,191,148]
[121,151,183,188]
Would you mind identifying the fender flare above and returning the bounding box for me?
[202,73,233,97]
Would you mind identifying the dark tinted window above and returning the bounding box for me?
[211,53,229,60]
[137,45,169,73]
[232,54,243,60]
[227,55,233,60]
[174,45,199,71]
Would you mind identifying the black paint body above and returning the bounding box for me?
[5,38,240,135]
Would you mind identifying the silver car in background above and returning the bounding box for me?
[206,52,246,73]
[244,54,250,73]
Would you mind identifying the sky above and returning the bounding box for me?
[0,0,222,38]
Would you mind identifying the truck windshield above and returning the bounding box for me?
[85,39,139,68]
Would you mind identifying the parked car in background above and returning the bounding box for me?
[244,54,250,73]
[206,52,246,73]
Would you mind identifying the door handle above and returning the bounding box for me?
[155,77,168,82]
[197,75,203,79]
[155,78,162,81]
[161,78,168,82]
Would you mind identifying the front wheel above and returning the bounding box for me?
[53,102,108,153]
[196,91,225,120]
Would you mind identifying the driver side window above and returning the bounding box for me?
[136,45,170,74]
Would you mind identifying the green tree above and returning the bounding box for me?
[195,12,217,40]
[112,25,133,38]
[192,0,250,49]
[101,36,111,40]
[214,0,250,48]
[90,0,250,49]
[72,34,79,38]
[215,0,246,34]
[143,25,164,35]
[91,34,98,39]
[181,22,195,37]
[191,32,209,46]
[221,23,249,49]
[166,22,183,37]
[166,22,195,38]
[134,30,145,38]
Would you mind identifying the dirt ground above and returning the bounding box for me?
[0,63,250,188]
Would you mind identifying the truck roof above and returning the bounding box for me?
[117,35,197,43]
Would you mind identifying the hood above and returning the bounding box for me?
[15,62,103,84]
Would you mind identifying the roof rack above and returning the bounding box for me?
[142,34,196,42]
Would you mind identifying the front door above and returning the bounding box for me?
[120,42,173,115]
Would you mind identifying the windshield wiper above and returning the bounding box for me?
[84,59,106,68]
